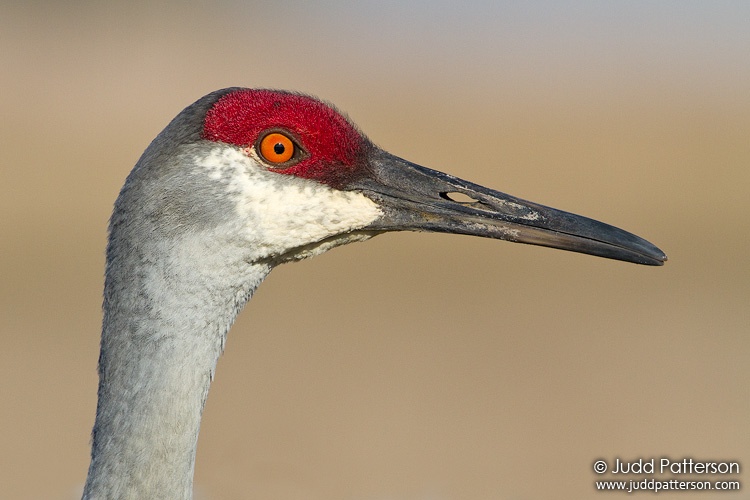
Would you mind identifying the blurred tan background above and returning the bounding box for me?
[1,1,748,499]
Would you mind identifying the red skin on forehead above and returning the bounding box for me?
[203,89,367,187]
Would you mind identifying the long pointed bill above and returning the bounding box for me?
[350,149,667,266]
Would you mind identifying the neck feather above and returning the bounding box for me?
[83,228,270,499]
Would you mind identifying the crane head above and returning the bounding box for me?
[122,88,666,267]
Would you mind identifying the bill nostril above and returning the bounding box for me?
[440,191,479,204]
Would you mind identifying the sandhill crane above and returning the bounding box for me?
[82,88,666,498]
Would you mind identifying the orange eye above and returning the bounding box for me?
[259,132,295,164]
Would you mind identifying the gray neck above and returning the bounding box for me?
[83,227,271,499]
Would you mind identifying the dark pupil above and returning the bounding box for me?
[273,142,286,155]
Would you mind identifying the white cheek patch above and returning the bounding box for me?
[197,147,382,259]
